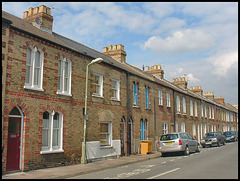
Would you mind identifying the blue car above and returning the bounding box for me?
[223,131,238,142]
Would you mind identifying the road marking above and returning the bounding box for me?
[161,161,167,164]
[148,168,181,179]
[177,157,182,159]
[170,159,175,161]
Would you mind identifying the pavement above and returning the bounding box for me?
[2,151,162,179]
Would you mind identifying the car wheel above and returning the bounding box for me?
[223,141,225,145]
[184,146,190,155]
[217,141,220,147]
[202,145,205,148]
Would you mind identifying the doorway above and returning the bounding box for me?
[6,107,23,171]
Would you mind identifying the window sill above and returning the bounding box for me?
[40,149,64,154]
[133,105,140,109]
[145,108,151,110]
[176,112,181,115]
[158,104,163,106]
[111,98,121,102]
[57,91,72,97]
[92,94,104,99]
[24,85,44,92]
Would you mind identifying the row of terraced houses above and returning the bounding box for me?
[2,5,238,173]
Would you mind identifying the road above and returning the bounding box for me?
[69,142,238,179]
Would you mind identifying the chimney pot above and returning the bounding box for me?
[28,7,33,16]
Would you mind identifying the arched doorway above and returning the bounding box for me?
[6,106,24,171]
[120,117,125,156]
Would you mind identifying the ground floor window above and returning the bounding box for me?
[181,122,185,132]
[140,119,147,140]
[162,123,168,134]
[42,111,63,153]
[100,122,112,146]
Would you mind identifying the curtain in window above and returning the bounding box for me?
[140,119,147,140]
[25,48,32,84]
[133,83,138,105]
[42,112,50,148]
[145,87,149,108]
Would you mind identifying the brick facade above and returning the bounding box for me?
[2,6,238,174]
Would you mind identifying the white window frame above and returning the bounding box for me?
[158,90,163,106]
[133,82,138,105]
[190,100,193,116]
[212,107,214,119]
[41,111,64,154]
[166,92,171,107]
[181,122,185,132]
[201,104,203,117]
[195,101,198,117]
[209,106,211,119]
[183,97,186,114]
[176,96,180,113]
[162,123,168,134]
[100,122,112,146]
[205,105,207,118]
[92,73,103,97]
[111,79,120,100]
[57,57,72,96]
[192,123,196,137]
[24,46,44,91]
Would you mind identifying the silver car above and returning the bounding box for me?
[159,132,200,155]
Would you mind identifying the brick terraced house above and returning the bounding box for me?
[2,5,238,173]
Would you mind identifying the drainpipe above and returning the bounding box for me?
[126,71,130,155]
[173,89,176,132]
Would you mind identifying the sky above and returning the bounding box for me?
[2,2,238,105]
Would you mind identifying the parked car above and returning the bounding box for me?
[159,132,200,156]
[223,131,238,142]
[200,132,225,148]
[234,131,238,140]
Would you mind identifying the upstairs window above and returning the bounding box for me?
[25,47,44,90]
[205,105,207,118]
[145,86,149,108]
[201,104,204,117]
[183,97,186,113]
[57,57,72,96]
[190,100,193,116]
[158,90,163,105]
[111,79,120,100]
[209,106,211,119]
[92,74,103,97]
[166,93,171,107]
[133,82,138,105]
[212,107,214,119]
[195,101,198,117]
[176,96,180,112]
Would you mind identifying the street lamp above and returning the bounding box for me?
[81,57,103,164]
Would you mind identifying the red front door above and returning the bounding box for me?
[6,117,21,171]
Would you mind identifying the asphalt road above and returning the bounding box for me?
[69,142,238,179]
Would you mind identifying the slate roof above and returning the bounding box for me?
[2,10,237,113]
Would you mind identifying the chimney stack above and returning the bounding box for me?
[190,86,203,95]
[23,5,53,32]
[145,65,164,79]
[215,96,225,105]
[203,92,215,100]
[103,44,127,63]
[172,77,187,89]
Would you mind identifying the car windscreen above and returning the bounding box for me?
[160,134,179,141]
[205,133,217,137]
[224,131,234,135]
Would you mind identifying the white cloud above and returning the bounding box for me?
[207,51,238,76]
[143,28,215,54]
[186,73,200,83]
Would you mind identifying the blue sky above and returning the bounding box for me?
[2,2,238,105]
